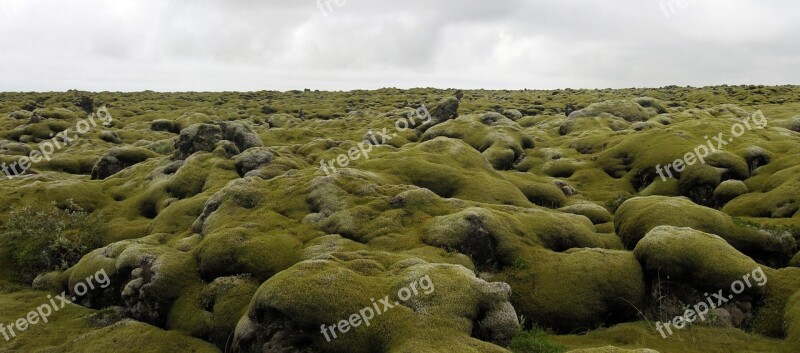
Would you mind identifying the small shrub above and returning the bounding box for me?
[5,200,104,284]
[148,140,176,155]
[646,273,685,323]
[513,258,531,269]
[732,217,800,258]
[732,217,800,239]
[510,316,567,353]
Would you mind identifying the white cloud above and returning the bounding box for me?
[0,0,796,91]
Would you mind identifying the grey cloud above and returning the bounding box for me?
[0,0,797,91]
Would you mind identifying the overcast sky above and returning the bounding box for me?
[0,0,797,91]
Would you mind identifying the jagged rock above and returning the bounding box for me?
[219,122,263,152]
[174,123,224,159]
[151,119,180,133]
[565,103,577,117]
[416,97,460,134]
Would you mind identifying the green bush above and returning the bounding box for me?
[5,200,104,284]
[148,139,176,155]
[510,317,567,353]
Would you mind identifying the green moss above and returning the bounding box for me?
[569,100,652,122]
[633,226,763,292]
[705,151,750,180]
[166,285,212,338]
[1,88,800,352]
[515,181,567,209]
[500,248,645,332]
[359,137,532,206]
[559,203,613,224]
[510,321,567,353]
[91,147,160,180]
[0,289,218,352]
[633,97,670,115]
[421,113,533,170]
[553,321,792,353]
[751,267,800,337]
[197,226,303,280]
[566,347,656,353]
[785,291,800,341]
[7,110,32,120]
[234,255,517,352]
[722,164,800,218]
[790,251,800,268]
[714,180,748,206]
[616,196,796,263]
[267,113,303,128]
[200,275,259,346]
[33,107,80,120]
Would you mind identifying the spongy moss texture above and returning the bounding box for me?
[0,87,799,353]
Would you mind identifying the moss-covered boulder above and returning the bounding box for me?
[234,147,274,176]
[359,137,532,206]
[568,100,652,122]
[91,147,159,180]
[559,202,613,224]
[33,107,80,120]
[151,119,180,133]
[633,97,670,115]
[219,122,263,151]
[233,255,517,353]
[633,226,765,295]
[268,113,303,128]
[615,196,796,263]
[100,130,123,144]
[500,248,645,332]
[416,96,460,134]
[714,179,749,206]
[174,123,224,159]
[421,113,534,170]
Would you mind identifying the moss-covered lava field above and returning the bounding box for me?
[1,86,799,353]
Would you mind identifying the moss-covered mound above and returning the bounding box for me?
[616,196,796,264]
[233,255,517,353]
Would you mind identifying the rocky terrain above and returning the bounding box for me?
[0,86,799,353]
